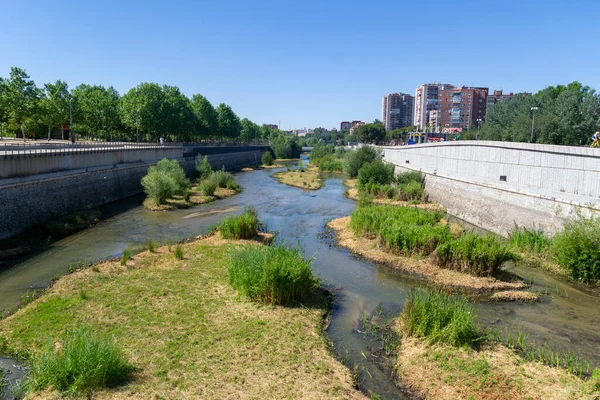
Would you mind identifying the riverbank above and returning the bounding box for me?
[273,166,323,190]
[343,179,440,208]
[327,216,527,292]
[0,232,364,399]
[143,186,239,211]
[395,336,596,400]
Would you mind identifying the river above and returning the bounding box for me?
[1,159,599,399]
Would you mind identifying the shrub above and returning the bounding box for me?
[351,206,449,255]
[228,244,318,305]
[141,169,177,204]
[174,245,184,260]
[509,227,551,254]
[183,189,191,202]
[398,180,424,201]
[196,155,213,180]
[361,183,396,199]
[436,233,518,277]
[261,151,274,166]
[310,143,334,160]
[198,179,217,196]
[219,208,259,239]
[147,241,155,253]
[27,327,134,395]
[120,249,131,266]
[400,288,478,347]
[316,154,344,172]
[210,170,236,188]
[552,214,600,283]
[357,159,394,186]
[396,170,423,186]
[357,192,374,208]
[271,136,301,159]
[344,146,380,178]
[153,158,190,194]
[297,162,306,172]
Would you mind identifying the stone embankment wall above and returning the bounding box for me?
[382,141,600,236]
[0,146,266,241]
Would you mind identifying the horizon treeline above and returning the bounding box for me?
[0,66,281,142]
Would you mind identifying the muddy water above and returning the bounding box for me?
[1,158,599,399]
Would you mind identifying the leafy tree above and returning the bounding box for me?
[5,67,40,140]
[0,78,8,137]
[163,85,194,142]
[216,103,241,139]
[240,118,260,142]
[356,122,385,143]
[72,84,120,140]
[120,83,165,142]
[39,80,70,140]
[190,94,218,139]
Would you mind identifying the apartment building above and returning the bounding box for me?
[349,121,365,135]
[414,82,453,130]
[382,93,414,131]
[340,121,351,132]
[438,86,489,130]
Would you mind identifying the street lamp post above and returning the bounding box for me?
[476,118,482,140]
[530,107,539,143]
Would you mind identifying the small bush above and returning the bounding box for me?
[120,249,131,266]
[396,170,423,186]
[153,158,190,195]
[182,189,191,202]
[262,151,274,166]
[196,155,213,180]
[228,244,318,305]
[316,154,344,172]
[174,245,184,260]
[362,183,396,199]
[27,327,134,395]
[219,208,259,239]
[552,214,600,283]
[357,159,395,187]
[210,170,236,188]
[398,180,424,201]
[344,146,380,178]
[400,288,478,347]
[509,227,551,254]
[436,233,518,277]
[141,169,177,205]
[199,179,217,196]
[147,241,155,253]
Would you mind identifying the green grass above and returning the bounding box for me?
[436,233,519,277]
[350,206,449,255]
[315,154,344,172]
[400,288,479,347]
[147,241,156,253]
[26,327,134,396]
[219,208,259,240]
[551,214,600,283]
[228,244,319,306]
[174,245,184,260]
[395,170,423,186]
[120,248,131,266]
[509,227,551,254]
[397,180,424,201]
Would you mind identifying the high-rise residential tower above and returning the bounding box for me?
[438,86,489,130]
[382,93,414,131]
[414,82,453,130]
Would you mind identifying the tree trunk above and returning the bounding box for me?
[21,123,25,142]
[48,125,51,141]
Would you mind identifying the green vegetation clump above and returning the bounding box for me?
[344,146,380,178]
[552,214,600,283]
[270,135,301,159]
[147,241,156,253]
[436,233,518,277]
[310,144,345,172]
[120,248,131,266]
[509,227,551,254]
[199,179,217,196]
[316,154,344,172]
[357,159,394,186]
[219,208,259,240]
[395,170,423,186]
[397,180,424,201]
[174,245,184,259]
[210,170,236,189]
[141,158,190,204]
[196,155,213,180]
[261,151,274,166]
[400,288,478,347]
[361,183,397,199]
[27,327,133,396]
[351,206,449,255]
[228,244,318,305]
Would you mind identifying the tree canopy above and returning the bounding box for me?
[356,122,386,143]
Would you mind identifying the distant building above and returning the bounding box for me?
[349,121,365,135]
[486,90,531,115]
[340,121,351,132]
[266,124,279,130]
[382,93,414,131]
[414,82,453,130]
[438,86,489,130]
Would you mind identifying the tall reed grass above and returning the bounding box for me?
[400,288,478,347]
[27,327,133,395]
[219,208,259,240]
[228,244,318,305]
[552,214,600,283]
[509,227,551,254]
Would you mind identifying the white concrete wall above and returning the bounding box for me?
[382,141,600,236]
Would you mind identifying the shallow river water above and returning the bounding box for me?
[1,159,599,399]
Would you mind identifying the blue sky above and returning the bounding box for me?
[1,0,599,129]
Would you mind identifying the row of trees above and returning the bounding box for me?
[0,67,282,142]
[480,82,600,145]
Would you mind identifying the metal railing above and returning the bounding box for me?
[0,141,183,158]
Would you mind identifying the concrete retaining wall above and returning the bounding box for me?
[383,141,600,236]
[0,150,263,241]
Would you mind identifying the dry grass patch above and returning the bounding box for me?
[489,290,539,302]
[273,169,323,190]
[327,216,525,291]
[0,233,363,400]
[395,337,592,400]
